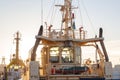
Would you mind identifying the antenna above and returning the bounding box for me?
[41,0,43,25]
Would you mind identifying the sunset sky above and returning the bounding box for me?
[0,0,120,66]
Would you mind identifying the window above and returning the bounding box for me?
[50,47,59,63]
[61,47,73,63]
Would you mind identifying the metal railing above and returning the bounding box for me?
[42,29,87,40]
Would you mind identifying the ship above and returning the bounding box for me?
[0,31,26,80]
[28,0,113,80]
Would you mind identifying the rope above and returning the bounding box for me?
[41,0,43,25]
[81,0,96,35]
[77,0,83,26]
[46,0,62,30]
[45,0,56,24]
[50,0,56,24]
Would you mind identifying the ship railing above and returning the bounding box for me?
[42,29,89,40]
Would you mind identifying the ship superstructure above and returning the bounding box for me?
[29,0,112,80]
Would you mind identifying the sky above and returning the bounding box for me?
[0,0,120,66]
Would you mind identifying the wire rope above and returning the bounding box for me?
[50,0,56,24]
[41,0,43,25]
[77,0,83,26]
[46,0,62,29]
[45,0,55,24]
[81,0,96,35]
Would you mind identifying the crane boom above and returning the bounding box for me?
[99,28,109,62]
[31,25,43,61]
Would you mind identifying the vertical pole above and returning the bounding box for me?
[41,0,43,25]
[15,31,20,60]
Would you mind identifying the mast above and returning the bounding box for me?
[14,31,21,60]
[7,31,25,68]
[60,0,74,39]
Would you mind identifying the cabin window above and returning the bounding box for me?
[61,47,73,63]
[49,47,59,63]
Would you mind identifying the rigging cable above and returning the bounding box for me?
[41,0,43,25]
[50,0,56,24]
[77,0,83,26]
[51,0,59,25]
[46,0,61,29]
[80,0,96,35]
[46,0,56,25]
[46,1,52,22]
[50,0,61,26]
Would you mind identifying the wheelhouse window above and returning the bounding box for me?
[61,47,73,63]
[49,47,74,63]
[50,47,59,63]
